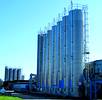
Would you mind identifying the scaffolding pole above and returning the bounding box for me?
[83,5,89,97]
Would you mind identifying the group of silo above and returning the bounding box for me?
[5,66,24,81]
[37,5,87,97]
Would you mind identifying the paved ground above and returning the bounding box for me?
[10,92,88,100]
[11,93,43,99]
[11,93,58,99]
[1,90,88,99]
[23,99,53,100]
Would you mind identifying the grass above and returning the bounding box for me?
[0,96,22,100]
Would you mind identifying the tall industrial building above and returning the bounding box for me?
[37,4,88,96]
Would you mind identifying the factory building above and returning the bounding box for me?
[4,66,24,81]
[37,4,88,97]
[84,60,102,85]
[83,60,102,99]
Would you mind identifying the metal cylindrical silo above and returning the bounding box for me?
[51,25,57,93]
[37,34,44,90]
[69,9,83,96]
[36,6,85,97]
[56,21,63,92]
[5,66,9,81]
[42,34,46,91]
[48,30,54,92]
[66,15,72,95]
[13,68,17,80]
[9,68,13,81]
[62,16,68,93]
[47,30,52,93]
[45,33,49,92]
[17,69,21,80]
[21,75,25,80]
[56,21,62,91]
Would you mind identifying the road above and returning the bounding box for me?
[3,90,88,100]
[11,92,86,100]
[11,92,58,99]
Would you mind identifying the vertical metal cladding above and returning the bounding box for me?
[5,66,9,81]
[69,9,83,96]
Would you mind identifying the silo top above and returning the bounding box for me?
[69,9,82,20]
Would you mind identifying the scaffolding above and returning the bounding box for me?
[82,5,90,97]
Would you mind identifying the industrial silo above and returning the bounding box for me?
[62,15,69,94]
[51,25,57,93]
[5,66,9,81]
[9,68,13,81]
[45,33,49,92]
[42,34,47,92]
[53,21,62,93]
[37,34,44,90]
[47,30,52,93]
[48,30,54,92]
[13,68,17,80]
[55,21,61,91]
[36,4,87,97]
[69,9,83,96]
[56,21,62,92]
[21,75,25,80]
[66,15,72,95]
[17,69,21,80]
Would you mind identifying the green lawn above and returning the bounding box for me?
[0,96,22,100]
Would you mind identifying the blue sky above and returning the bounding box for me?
[0,0,102,80]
